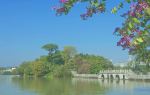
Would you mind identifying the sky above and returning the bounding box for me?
[0,0,129,67]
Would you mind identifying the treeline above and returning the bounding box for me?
[0,67,5,74]
[16,44,113,78]
[0,67,17,75]
[127,61,150,74]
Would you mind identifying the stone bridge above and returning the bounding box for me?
[71,70,150,80]
[98,70,133,80]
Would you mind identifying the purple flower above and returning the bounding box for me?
[60,0,68,3]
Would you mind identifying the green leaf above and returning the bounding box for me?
[128,22,133,29]
[143,31,149,36]
[91,1,99,7]
[145,8,150,16]
[133,18,140,24]
[136,37,144,43]
[146,24,150,29]
[111,7,117,14]
[118,2,123,9]
[80,0,89,2]
[126,0,131,3]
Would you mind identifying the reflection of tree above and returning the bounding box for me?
[10,76,150,95]
[72,79,108,95]
[11,77,108,95]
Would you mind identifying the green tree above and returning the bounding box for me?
[42,43,58,56]
[42,43,58,62]
[52,51,64,64]
[73,54,113,74]
[62,46,77,64]
[53,65,72,78]
[17,62,33,77]
[78,63,90,74]
[32,60,48,77]
[17,44,114,77]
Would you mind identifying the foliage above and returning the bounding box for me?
[73,54,113,74]
[17,43,113,78]
[0,67,5,71]
[62,46,77,64]
[77,63,91,74]
[53,65,72,78]
[42,44,64,64]
[42,43,58,56]
[115,1,150,49]
[127,60,150,74]
[42,44,58,53]
[51,51,65,64]
[53,0,150,64]
[17,62,34,76]
[32,60,49,77]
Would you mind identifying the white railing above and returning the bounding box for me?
[128,75,150,79]
[99,69,132,74]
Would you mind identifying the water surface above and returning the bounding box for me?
[0,75,150,95]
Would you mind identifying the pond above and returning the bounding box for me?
[0,75,150,95]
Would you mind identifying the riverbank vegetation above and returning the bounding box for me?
[16,43,113,78]
[0,67,17,75]
[127,60,150,74]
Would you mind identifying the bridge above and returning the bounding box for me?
[71,70,150,80]
[98,69,150,80]
[98,69,133,80]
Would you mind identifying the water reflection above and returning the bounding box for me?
[9,76,150,95]
[0,75,36,95]
[12,77,108,95]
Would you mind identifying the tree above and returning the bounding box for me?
[134,49,150,67]
[78,63,90,74]
[52,51,65,64]
[73,54,113,74]
[42,43,58,56]
[62,46,77,64]
[32,60,48,77]
[53,0,150,64]
[17,61,33,77]
[17,44,114,77]
[42,43,58,62]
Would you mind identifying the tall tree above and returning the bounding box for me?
[42,43,58,62]
[42,43,58,56]
[62,46,77,64]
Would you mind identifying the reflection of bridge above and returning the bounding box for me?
[98,70,133,80]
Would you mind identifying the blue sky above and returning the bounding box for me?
[0,0,129,67]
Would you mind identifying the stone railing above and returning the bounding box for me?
[99,69,133,74]
[71,71,98,78]
[128,74,150,79]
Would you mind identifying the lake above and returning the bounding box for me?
[0,75,150,95]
